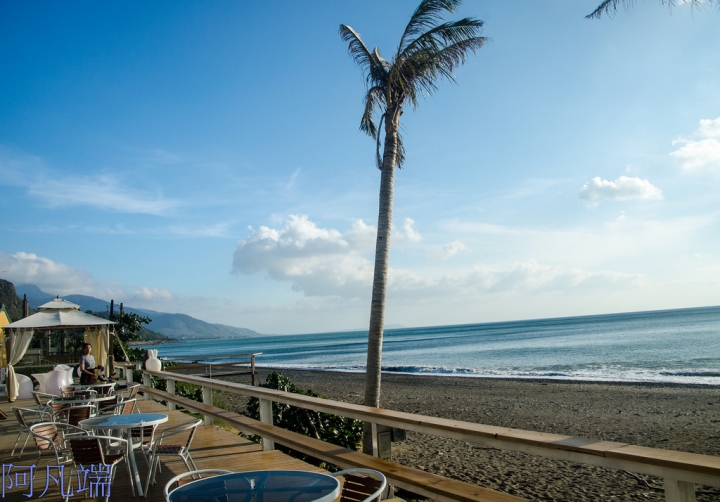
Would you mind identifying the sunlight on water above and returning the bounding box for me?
[144,306,720,385]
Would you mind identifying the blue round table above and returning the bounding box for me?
[168,470,341,502]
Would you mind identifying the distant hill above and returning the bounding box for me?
[0,279,27,321]
[130,308,261,339]
[15,284,262,339]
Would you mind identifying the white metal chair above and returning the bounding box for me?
[28,422,91,465]
[67,435,134,500]
[332,469,388,502]
[163,469,232,502]
[11,407,52,458]
[146,419,203,488]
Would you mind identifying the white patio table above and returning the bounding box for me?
[79,412,168,497]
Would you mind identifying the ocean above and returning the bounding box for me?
[143,305,720,385]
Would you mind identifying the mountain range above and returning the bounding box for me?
[14,284,262,340]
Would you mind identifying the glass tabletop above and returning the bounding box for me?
[79,412,168,429]
[169,470,340,502]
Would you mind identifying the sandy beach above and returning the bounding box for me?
[220,369,720,502]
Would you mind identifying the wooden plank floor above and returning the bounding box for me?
[0,397,328,501]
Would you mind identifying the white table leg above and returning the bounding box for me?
[127,439,143,497]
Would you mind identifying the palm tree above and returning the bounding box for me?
[340,0,486,454]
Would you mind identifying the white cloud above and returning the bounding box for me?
[697,117,720,138]
[440,240,468,259]
[578,176,663,206]
[385,260,642,300]
[0,251,180,314]
[0,251,98,295]
[670,117,720,171]
[232,215,376,298]
[132,286,174,302]
[0,148,183,215]
[395,218,422,244]
[29,173,181,215]
[286,168,301,190]
[231,215,647,302]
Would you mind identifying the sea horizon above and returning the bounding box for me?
[144,304,720,386]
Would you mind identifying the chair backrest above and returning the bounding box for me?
[69,435,127,467]
[164,470,232,501]
[68,437,105,465]
[97,398,124,416]
[49,401,70,421]
[120,398,137,415]
[30,422,62,452]
[33,392,56,407]
[67,405,95,426]
[12,407,32,429]
[96,383,115,395]
[124,384,140,399]
[332,469,388,502]
[129,424,157,445]
[160,419,202,449]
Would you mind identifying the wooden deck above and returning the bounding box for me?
[0,398,327,501]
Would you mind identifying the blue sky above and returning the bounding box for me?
[1,1,718,334]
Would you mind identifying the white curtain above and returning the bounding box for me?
[6,328,34,401]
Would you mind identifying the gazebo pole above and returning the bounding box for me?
[109,300,115,379]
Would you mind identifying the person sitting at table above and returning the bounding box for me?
[79,342,99,384]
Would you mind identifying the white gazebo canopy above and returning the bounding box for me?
[4,296,115,401]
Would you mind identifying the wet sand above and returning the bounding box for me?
[221,369,720,501]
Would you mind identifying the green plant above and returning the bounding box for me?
[247,372,362,466]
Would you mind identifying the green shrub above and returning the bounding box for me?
[247,371,362,466]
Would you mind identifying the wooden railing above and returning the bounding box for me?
[144,369,720,502]
[162,352,260,385]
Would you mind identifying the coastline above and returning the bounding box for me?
[221,368,720,501]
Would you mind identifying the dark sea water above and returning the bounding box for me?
[144,306,720,385]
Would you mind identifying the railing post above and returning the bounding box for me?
[371,423,392,459]
[664,479,696,502]
[142,372,152,400]
[202,385,213,425]
[259,398,275,451]
[166,378,176,411]
[251,355,257,386]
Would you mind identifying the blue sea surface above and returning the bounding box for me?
[143,306,720,385]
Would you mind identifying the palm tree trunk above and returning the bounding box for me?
[362,106,400,455]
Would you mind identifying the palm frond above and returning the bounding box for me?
[395,131,406,169]
[586,0,711,19]
[375,113,385,169]
[361,85,386,140]
[397,0,461,55]
[586,0,633,19]
[395,34,486,108]
[339,25,389,86]
[401,18,485,60]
